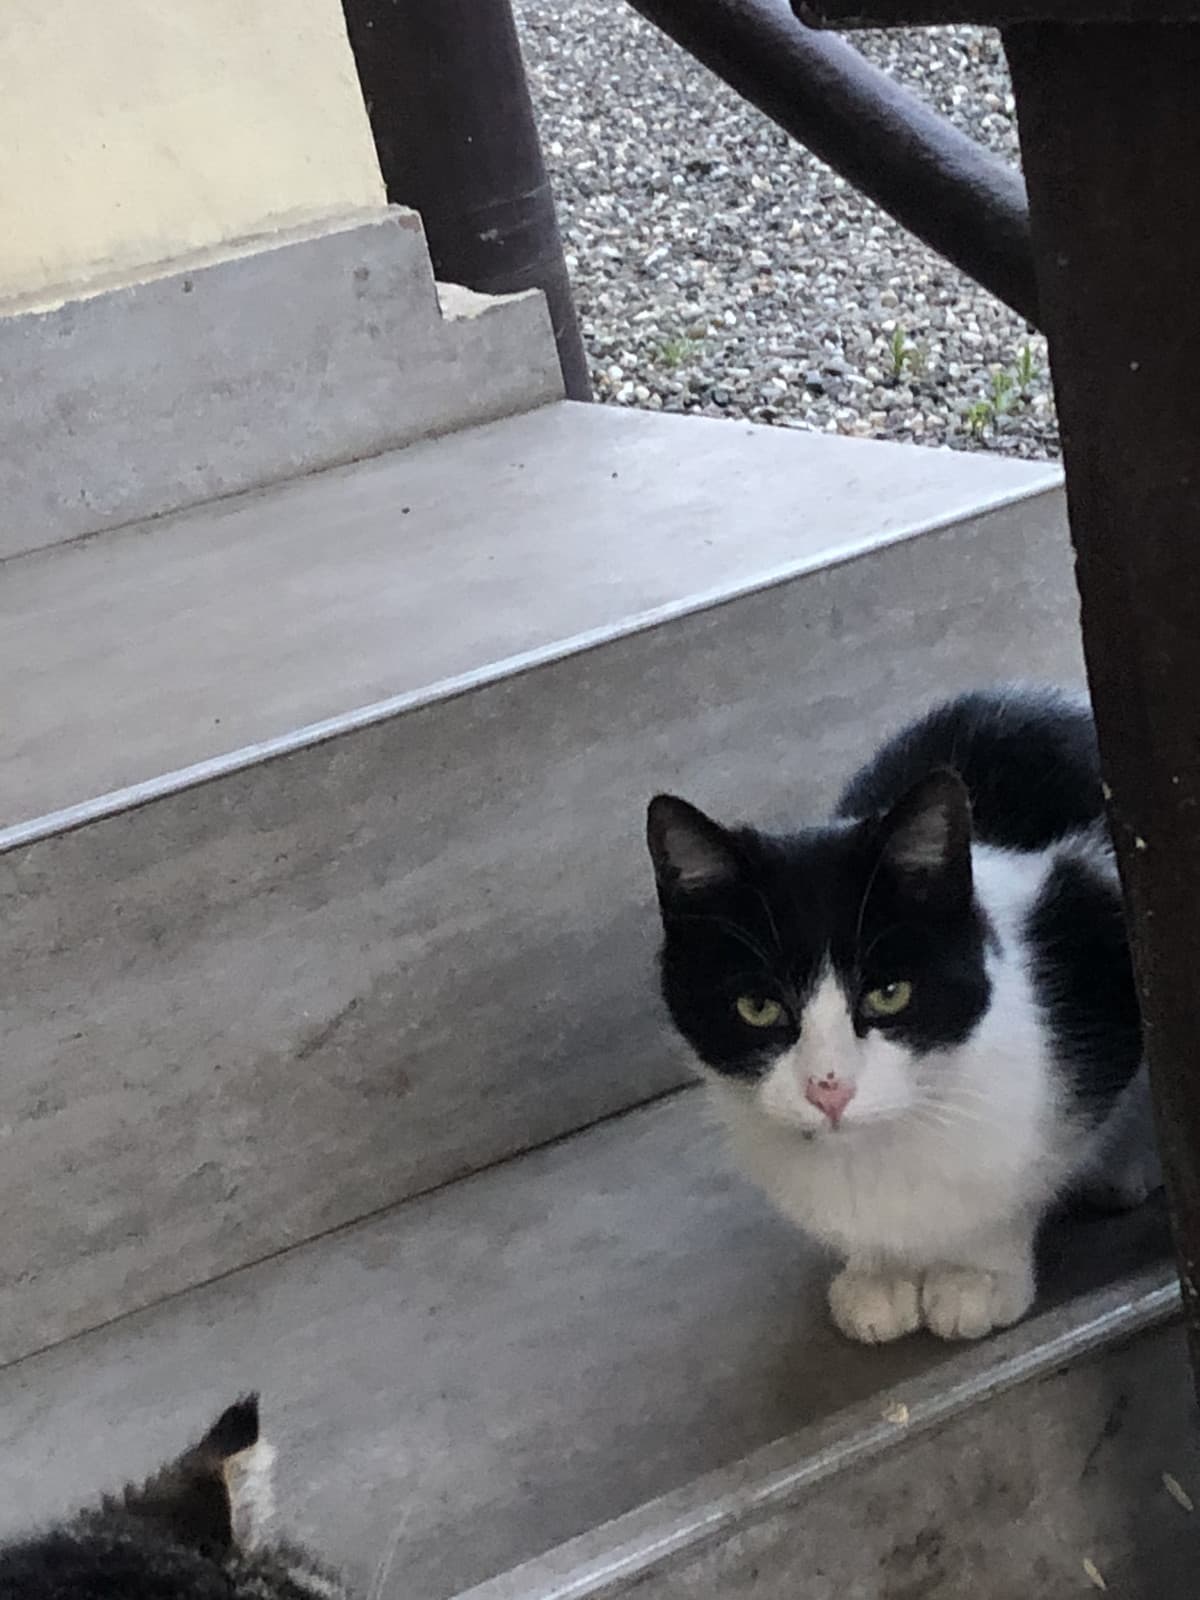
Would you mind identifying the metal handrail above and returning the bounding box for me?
[626,0,1040,328]
[341,0,592,401]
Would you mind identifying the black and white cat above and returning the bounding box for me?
[0,1395,353,1600]
[647,686,1157,1345]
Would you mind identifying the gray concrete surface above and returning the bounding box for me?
[1,405,1058,833]
[0,208,561,562]
[464,1279,1188,1600]
[0,1094,1175,1600]
[0,465,1085,1365]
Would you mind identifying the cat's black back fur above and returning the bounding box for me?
[837,684,1103,848]
[1026,854,1143,1114]
[838,685,1141,1117]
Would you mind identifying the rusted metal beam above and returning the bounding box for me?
[1003,20,1200,1393]
[341,0,591,400]
[625,0,1039,327]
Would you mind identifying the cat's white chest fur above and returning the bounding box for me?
[715,1074,1062,1265]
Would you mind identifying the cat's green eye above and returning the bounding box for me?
[735,995,784,1028]
[862,980,914,1019]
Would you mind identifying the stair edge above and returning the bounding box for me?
[1,472,1062,856]
[454,1266,1179,1600]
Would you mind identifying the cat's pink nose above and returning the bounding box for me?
[805,1075,856,1126]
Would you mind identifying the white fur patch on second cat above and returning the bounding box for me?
[224,1438,277,1548]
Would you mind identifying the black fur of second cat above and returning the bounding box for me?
[0,1397,350,1600]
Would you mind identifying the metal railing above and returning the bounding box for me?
[625,0,1038,326]
[340,0,592,400]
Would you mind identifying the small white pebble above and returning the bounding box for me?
[1082,1557,1107,1591]
[1163,1472,1194,1512]
[881,1400,910,1426]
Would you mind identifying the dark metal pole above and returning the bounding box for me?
[341,0,591,401]
[1004,20,1200,1395]
[626,0,1040,327]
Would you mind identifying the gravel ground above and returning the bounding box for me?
[515,0,1059,459]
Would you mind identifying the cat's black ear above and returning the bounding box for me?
[647,795,741,895]
[120,1395,273,1554]
[877,770,972,906]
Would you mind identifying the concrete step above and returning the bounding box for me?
[0,1091,1177,1600]
[1,404,1060,833]
[0,205,561,561]
[466,1273,1189,1600]
[0,402,1075,1365]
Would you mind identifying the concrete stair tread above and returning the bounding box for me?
[0,1090,1172,1600]
[0,402,1057,837]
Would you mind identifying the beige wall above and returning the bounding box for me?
[0,0,385,304]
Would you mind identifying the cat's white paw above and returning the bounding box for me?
[921,1266,1034,1341]
[828,1268,922,1344]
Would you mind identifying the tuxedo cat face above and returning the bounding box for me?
[647,772,993,1135]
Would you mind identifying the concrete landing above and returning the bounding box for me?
[0,1092,1173,1600]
